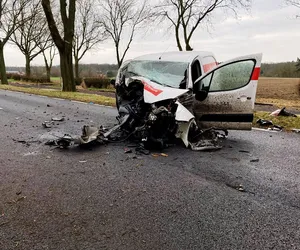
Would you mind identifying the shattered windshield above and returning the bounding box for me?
[126,60,189,88]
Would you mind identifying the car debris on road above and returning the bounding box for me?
[256,119,283,131]
[270,107,297,117]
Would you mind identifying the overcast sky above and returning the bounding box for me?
[4,0,300,67]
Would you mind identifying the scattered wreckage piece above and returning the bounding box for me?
[45,126,107,149]
[42,121,54,128]
[256,119,283,131]
[45,134,75,148]
[292,129,300,133]
[256,119,273,126]
[270,107,297,117]
[51,117,65,122]
[43,117,65,129]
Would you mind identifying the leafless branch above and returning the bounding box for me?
[157,0,251,51]
[97,0,154,67]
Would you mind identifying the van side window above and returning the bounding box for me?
[191,60,201,83]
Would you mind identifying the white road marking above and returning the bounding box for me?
[71,100,87,105]
[252,127,280,133]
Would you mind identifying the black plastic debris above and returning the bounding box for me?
[292,129,300,133]
[239,150,250,153]
[135,145,150,155]
[256,119,273,126]
[256,119,284,131]
[268,125,283,131]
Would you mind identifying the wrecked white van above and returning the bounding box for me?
[108,51,262,150]
[51,51,262,151]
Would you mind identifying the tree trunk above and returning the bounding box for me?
[116,43,121,68]
[175,25,182,51]
[46,66,51,82]
[74,57,79,79]
[25,55,31,77]
[0,43,8,85]
[42,0,76,92]
[59,48,75,92]
[185,43,193,51]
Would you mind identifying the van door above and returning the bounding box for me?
[193,53,262,130]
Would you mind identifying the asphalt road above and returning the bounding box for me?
[0,90,300,250]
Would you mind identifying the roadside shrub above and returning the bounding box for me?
[6,73,21,81]
[83,77,110,89]
[75,78,82,86]
[21,76,49,83]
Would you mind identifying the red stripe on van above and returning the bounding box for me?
[142,81,163,96]
[251,67,261,81]
[203,62,218,73]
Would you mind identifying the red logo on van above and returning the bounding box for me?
[142,81,163,96]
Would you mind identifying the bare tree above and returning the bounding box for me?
[11,0,52,77]
[42,0,76,92]
[0,0,30,84]
[40,42,57,81]
[98,0,152,68]
[73,0,107,79]
[158,0,251,51]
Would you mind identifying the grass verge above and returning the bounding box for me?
[0,85,116,107]
[254,111,300,131]
[87,87,115,92]
[256,97,300,110]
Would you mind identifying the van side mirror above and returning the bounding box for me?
[110,79,116,86]
[195,90,208,101]
[194,79,208,101]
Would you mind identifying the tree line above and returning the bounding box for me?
[8,60,300,79]
[0,0,298,91]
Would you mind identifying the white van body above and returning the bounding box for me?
[115,51,262,131]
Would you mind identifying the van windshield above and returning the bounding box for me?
[126,60,189,88]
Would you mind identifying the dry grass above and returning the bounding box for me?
[254,111,300,131]
[256,98,300,110]
[0,85,116,106]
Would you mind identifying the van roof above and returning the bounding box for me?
[133,51,215,63]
